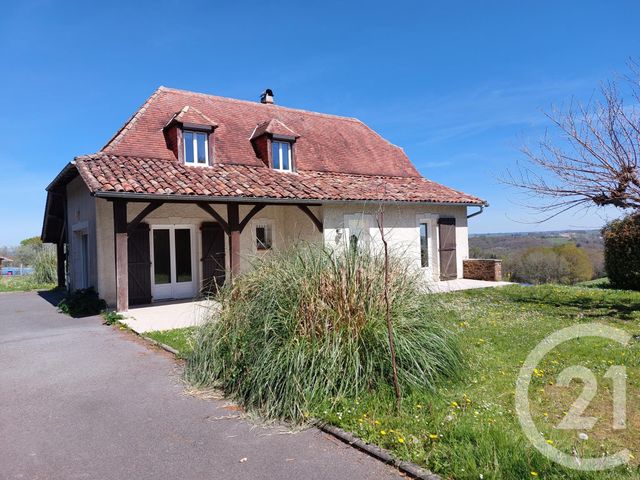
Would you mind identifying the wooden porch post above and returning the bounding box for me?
[227,203,240,279]
[56,242,66,289]
[113,199,129,312]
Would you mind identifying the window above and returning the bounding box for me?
[272,140,292,171]
[183,130,208,165]
[256,224,273,250]
[345,214,372,253]
[419,223,429,267]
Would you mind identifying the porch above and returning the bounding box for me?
[95,197,476,313]
[106,198,324,313]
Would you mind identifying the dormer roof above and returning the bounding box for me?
[250,119,299,140]
[164,105,218,130]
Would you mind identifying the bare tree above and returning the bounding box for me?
[376,204,401,411]
[505,61,640,219]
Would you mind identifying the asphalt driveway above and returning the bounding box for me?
[0,292,400,480]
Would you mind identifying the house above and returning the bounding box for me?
[0,256,11,270]
[42,87,487,312]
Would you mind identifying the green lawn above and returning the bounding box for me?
[145,327,196,357]
[578,277,611,288]
[0,275,56,292]
[317,285,640,479]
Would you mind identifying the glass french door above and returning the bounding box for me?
[150,225,196,300]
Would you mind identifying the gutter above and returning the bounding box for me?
[467,205,486,219]
[93,190,486,208]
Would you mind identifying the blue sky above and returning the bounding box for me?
[1,0,638,245]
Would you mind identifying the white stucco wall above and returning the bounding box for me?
[95,200,323,306]
[66,177,98,291]
[322,203,469,281]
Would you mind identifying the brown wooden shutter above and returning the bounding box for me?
[128,223,152,305]
[438,218,457,280]
[201,222,226,294]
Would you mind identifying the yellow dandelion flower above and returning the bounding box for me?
[380,430,387,435]
[546,439,554,445]
[397,437,405,443]
[429,434,439,440]
[531,472,538,477]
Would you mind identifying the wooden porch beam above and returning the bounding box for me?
[197,203,229,234]
[238,204,265,233]
[127,201,163,234]
[227,203,241,279]
[296,205,323,232]
[113,199,129,312]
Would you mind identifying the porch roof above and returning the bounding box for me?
[72,153,486,206]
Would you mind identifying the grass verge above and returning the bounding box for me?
[145,327,196,357]
[0,275,56,292]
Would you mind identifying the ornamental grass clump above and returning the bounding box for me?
[184,244,462,423]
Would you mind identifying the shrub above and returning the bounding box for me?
[58,288,107,317]
[102,311,125,325]
[506,244,594,285]
[553,243,593,283]
[602,215,640,290]
[507,248,569,284]
[185,244,462,423]
[32,245,57,284]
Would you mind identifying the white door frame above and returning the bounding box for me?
[150,224,197,301]
[417,214,438,281]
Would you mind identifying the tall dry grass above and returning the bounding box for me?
[185,244,462,422]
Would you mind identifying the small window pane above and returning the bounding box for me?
[196,133,207,164]
[281,142,290,170]
[420,223,429,267]
[175,229,192,282]
[256,225,272,250]
[272,142,281,169]
[184,131,194,163]
[153,229,171,284]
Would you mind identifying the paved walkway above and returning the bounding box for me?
[0,292,399,480]
[425,278,512,293]
[123,298,218,333]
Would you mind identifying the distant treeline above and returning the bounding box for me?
[469,230,604,284]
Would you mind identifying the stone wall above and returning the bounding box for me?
[463,259,502,281]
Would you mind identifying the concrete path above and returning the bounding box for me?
[0,292,400,480]
[123,298,218,333]
[425,278,512,293]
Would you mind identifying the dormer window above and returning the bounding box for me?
[184,130,209,166]
[272,140,292,172]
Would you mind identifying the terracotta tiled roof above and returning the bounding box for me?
[75,154,485,205]
[102,86,420,177]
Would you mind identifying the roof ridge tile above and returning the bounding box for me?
[159,86,363,123]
